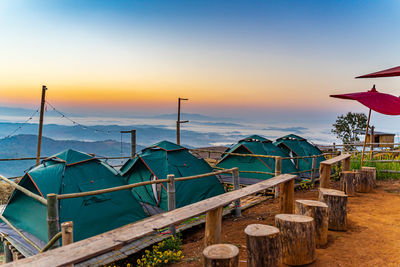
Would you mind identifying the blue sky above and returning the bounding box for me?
[0,1,400,130]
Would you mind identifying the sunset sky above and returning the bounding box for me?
[1,0,400,121]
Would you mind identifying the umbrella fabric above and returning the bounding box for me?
[330,85,400,115]
[356,66,400,78]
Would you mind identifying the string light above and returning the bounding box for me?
[1,109,40,140]
[45,101,121,134]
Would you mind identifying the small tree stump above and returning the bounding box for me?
[203,244,239,267]
[361,166,376,188]
[318,188,347,231]
[245,224,281,267]
[340,171,357,196]
[295,200,328,247]
[355,169,373,193]
[275,214,316,266]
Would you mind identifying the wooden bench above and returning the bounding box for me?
[5,174,296,267]
[319,154,351,188]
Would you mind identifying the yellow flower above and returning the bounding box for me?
[177,251,182,256]
[127,264,131,267]
[164,260,168,263]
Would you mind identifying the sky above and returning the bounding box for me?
[1,0,400,126]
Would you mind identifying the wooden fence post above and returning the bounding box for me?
[342,156,350,171]
[311,156,317,185]
[61,221,73,246]
[205,206,223,246]
[232,168,241,217]
[4,241,13,263]
[167,174,176,236]
[61,221,74,267]
[274,157,282,198]
[319,163,331,188]
[280,179,294,214]
[47,193,60,249]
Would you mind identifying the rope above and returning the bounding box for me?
[1,109,39,139]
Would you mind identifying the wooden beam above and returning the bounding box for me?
[7,174,296,267]
[279,179,294,214]
[342,156,351,171]
[47,194,60,248]
[274,157,282,198]
[323,154,351,165]
[167,174,176,236]
[205,207,222,246]
[319,163,331,189]
[0,174,47,205]
[36,85,47,166]
[61,222,73,246]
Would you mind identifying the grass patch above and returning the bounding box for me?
[350,153,400,180]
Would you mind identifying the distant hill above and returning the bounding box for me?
[0,134,144,177]
[0,122,244,148]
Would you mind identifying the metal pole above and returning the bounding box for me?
[361,109,372,168]
[47,193,60,249]
[36,85,47,166]
[131,130,136,157]
[176,97,188,145]
[232,168,241,217]
[167,174,176,236]
[120,130,136,158]
[274,156,282,198]
[177,98,181,145]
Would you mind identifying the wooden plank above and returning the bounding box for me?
[6,174,295,267]
[322,154,351,165]
[78,196,268,266]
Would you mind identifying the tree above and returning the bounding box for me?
[331,112,368,144]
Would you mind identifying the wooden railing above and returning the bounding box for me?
[4,173,296,267]
[319,153,351,188]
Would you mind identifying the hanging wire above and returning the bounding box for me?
[45,101,118,134]
[1,109,40,139]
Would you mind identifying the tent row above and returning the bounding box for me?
[0,134,324,255]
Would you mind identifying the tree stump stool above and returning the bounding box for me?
[340,171,357,196]
[203,244,239,267]
[355,169,373,193]
[361,166,377,188]
[275,214,316,266]
[295,200,328,247]
[245,224,281,267]
[318,188,347,231]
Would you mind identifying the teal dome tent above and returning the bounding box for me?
[274,134,325,178]
[120,141,225,213]
[216,135,297,182]
[1,149,148,250]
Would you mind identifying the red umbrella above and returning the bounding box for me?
[356,66,400,78]
[330,85,400,166]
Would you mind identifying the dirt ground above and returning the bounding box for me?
[172,180,400,266]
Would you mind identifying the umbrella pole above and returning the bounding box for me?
[360,109,372,168]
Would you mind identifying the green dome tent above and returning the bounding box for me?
[274,134,325,177]
[216,135,297,182]
[120,141,225,213]
[1,149,148,248]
